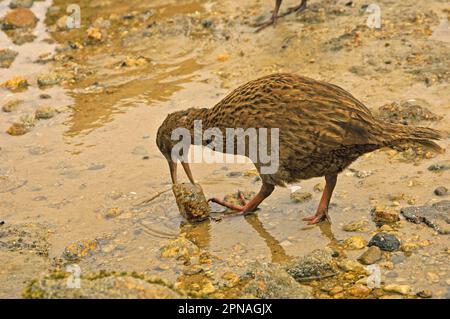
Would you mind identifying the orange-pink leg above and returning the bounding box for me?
[303,174,337,224]
[209,184,274,214]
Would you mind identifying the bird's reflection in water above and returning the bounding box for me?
[178,212,342,263]
[179,219,212,250]
[178,213,291,263]
[317,222,343,256]
[175,213,342,295]
[243,214,290,263]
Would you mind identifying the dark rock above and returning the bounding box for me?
[201,19,212,28]
[434,186,448,196]
[368,232,401,252]
[416,289,432,298]
[242,262,313,299]
[428,160,450,172]
[400,200,450,234]
[226,171,242,177]
[39,94,51,99]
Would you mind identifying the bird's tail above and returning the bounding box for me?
[381,123,444,153]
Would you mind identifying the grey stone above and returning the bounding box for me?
[428,160,450,172]
[401,200,450,234]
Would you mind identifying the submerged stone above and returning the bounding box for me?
[62,239,99,261]
[342,220,370,232]
[2,99,22,112]
[357,246,382,265]
[290,190,312,203]
[35,106,56,119]
[371,205,400,226]
[0,49,19,68]
[285,249,336,281]
[343,236,367,250]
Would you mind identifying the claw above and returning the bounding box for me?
[302,210,329,225]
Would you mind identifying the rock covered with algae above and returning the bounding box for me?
[241,262,313,299]
[22,271,182,299]
[172,183,210,221]
[285,249,337,281]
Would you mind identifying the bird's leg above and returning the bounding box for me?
[303,174,337,224]
[255,0,283,33]
[209,183,274,213]
[279,0,307,17]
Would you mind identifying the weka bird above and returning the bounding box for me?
[255,0,308,32]
[156,73,442,224]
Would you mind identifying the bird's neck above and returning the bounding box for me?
[184,108,212,146]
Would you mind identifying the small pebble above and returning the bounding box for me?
[434,186,448,196]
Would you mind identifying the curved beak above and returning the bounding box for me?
[168,160,177,184]
[167,160,195,185]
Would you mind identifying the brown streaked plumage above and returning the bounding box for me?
[156,73,443,224]
[255,0,307,32]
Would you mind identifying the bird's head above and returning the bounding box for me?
[156,108,207,184]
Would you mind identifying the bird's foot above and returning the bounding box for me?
[280,1,307,17]
[302,209,330,225]
[208,191,255,215]
[281,5,306,17]
[254,16,277,33]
